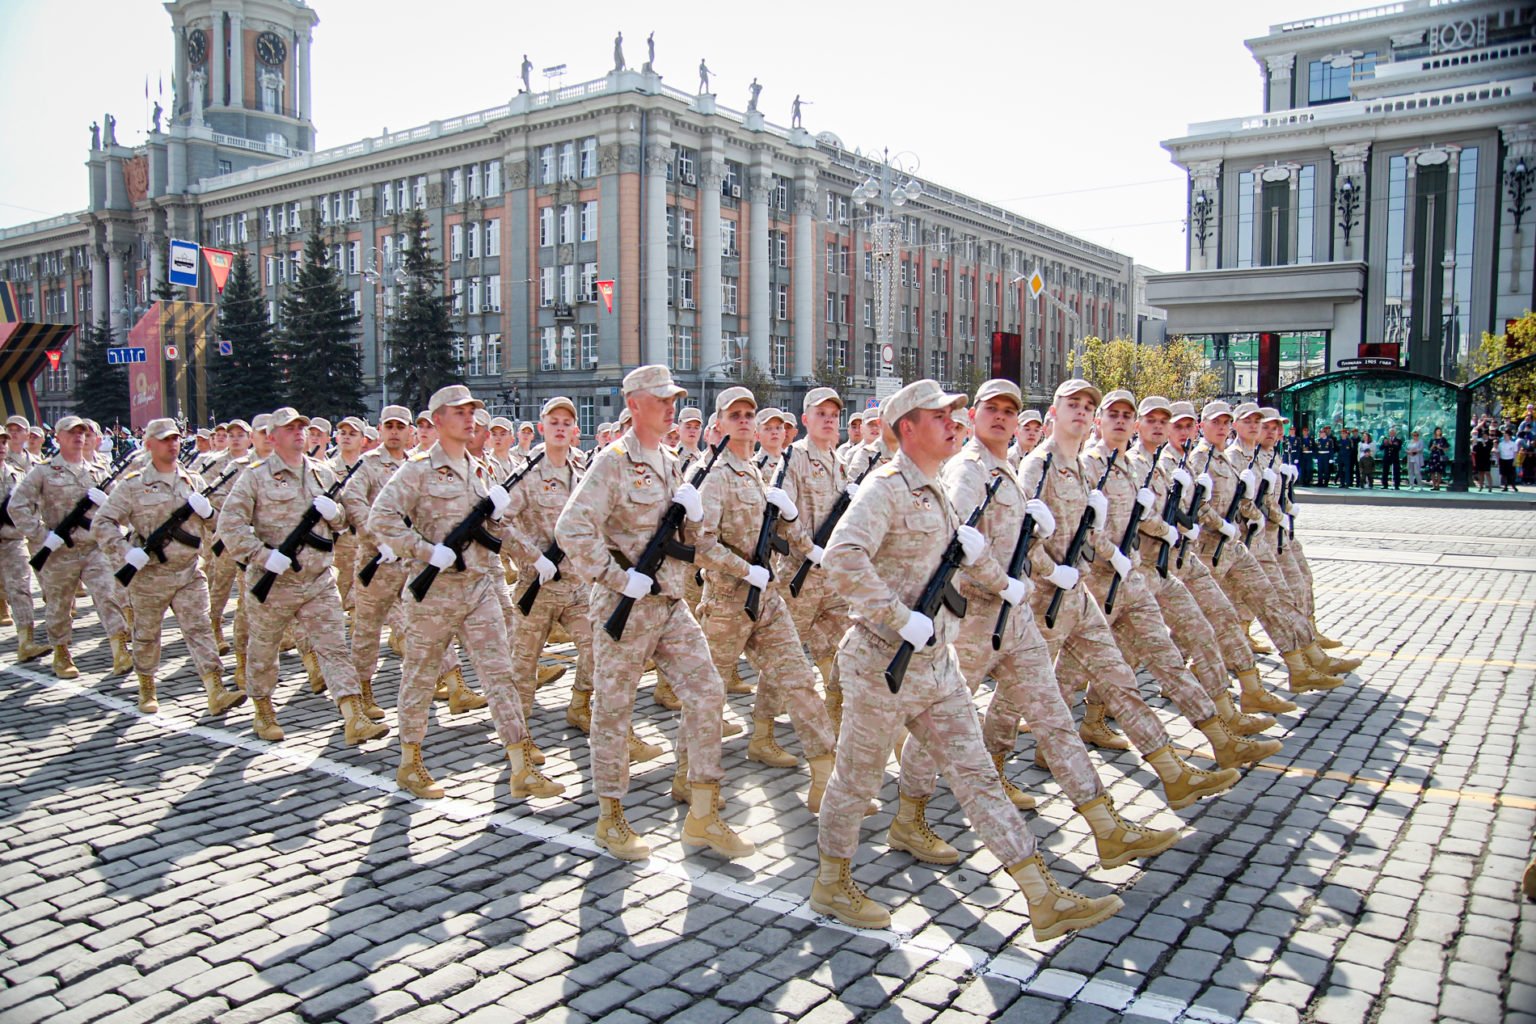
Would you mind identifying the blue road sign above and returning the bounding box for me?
[218,339,233,356]
[169,238,199,288]
[106,347,148,365]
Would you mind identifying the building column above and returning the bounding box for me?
[1330,143,1369,261]
[792,165,817,379]
[211,14,226,108]
[644,135,670,366]
[107,246,125,337]
[297,31,312,121]
[748,156,771,372]
[698,142,724,374]
[90,241,108,325]
[229,12,244,109]
[150,231,166,296]
[1188,160,1220,271]
[1266,53,1295,111]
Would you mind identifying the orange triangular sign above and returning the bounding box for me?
[596,280,615,313]
[203,247,236,294]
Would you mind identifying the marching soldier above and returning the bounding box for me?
[90,418,242,716]
[216,407,386,746]
[5,416,39,474]
[370,386,561,801]
[0,433,49,663]
[10,415,132,678]
[835,411,864,466]
[1009,409,1043,469]
[327,416,368,613]
[206,420,256,663]
[813,378,1122,940]
[556,365,754,863]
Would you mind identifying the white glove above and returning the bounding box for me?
[125,547,150,570]
[1239,469,1257,493]
[742,564,771,590]
[487,484,512,519]
[534,554,558,583]
[86,487,108,506]
[764,487,798,521]
[1284,463,1299,480]
[263,549,292,574]
[1218,520,1239,540]
[844,481,860,499]
[377,542,398,563]
[621,567,653,599]
[1044,563,1079,591]
[187,492,214,519]
[428,543,456,569]
[42,531,64,551]
[1025,498,1055,538]
[1180,523,1201,541]
[1283,514,1294,533]
[1001,576,1028,607]
[1161,519,1180,542]
[1135,487,1157,513]
[1195,472,1213,493]
[312,494,340,520]
[1172,468,1193,490]
[956,524,986,566]
[1109,548,1132,579]
[1086,489,1109,524]
[1262,468,1279,487]
[808,544,825,566]
[672,483,703,523]
[898,610,934,648]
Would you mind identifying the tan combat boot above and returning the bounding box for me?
[51,645,79,680]
[810,855,891,929]
[1079,701,1129,751]
[747,719,798,768]
[357,677,385,720]
[536,663,566,688]
[339,695,389,745]
[888,795,960,865]
[388,629,405,658]
[1196,715,1281,769]
[993,751,1036,810]
[1282,649,1346,695]
[136,672,159,714]
[1236,667,1296,715]
[548,621,574,645]
[595,797,650,861]
[1007,854,1123,942]
[232,643,247,691]
[1145,745,1239,810]
[653,675,681,711]
[1214,690,1274,736]
[251,696,285,741]
[203,672,245,717]
[1305,642,1362,676]
[567,689,592,732]
[1077,794,1181,870]
[725,664,754,695]
[16,626,51,663]
[0,597,11,627]
[110,632,134,676]
[1244,619,1274,656]
[508,739,565,798]
[397,742,444,798]
[301,648,325,693]
[443,666,488,714]
[682,782,755,859]
[627,729,662,763]
[1311,616,1343,649]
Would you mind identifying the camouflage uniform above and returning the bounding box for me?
[780,437,863,690]
[341,444,412,687]
[0,459,38,640]
[326,452,364,611]
[818,447,1035,866]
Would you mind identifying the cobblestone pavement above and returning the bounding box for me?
[1,503,1532,1024]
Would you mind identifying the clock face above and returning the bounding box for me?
[187,28,207,66]
[257,31,287,67]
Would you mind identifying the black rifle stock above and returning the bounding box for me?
[787,450,879,598]
[1103,443,1165,616]
[1210,449,1259,568]
[0,494,12,530]
[1175,446,1215,570]
[115,464,240,585]
[514,541,563,616]
[406,453,544,603]
[991,451,1052,650]
[885,476,1002,693]
[1243,449,1274,548]
[30,457,134,571]
[356,515,409,589]
[250,460,364,603]
[602,437,730,642]
[744,452,793,621]
[1044,449,1118,629]
[1155,441,1192,579]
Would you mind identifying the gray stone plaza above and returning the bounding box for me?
[0,501,1532,1024]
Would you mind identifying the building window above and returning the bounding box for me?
[578,396,595,436]
[1296,165,1314,265]
[539,207,554,247]
[467,277,480,315]
[776,284,789,321]
[486,274,501,312]
[580,137,598,179]
[450,224,464,261]
[541,326,558,370]
[450,168,464,204]
[1449,148,1479,364]
[679,270,694,307]
[451,336,465,371]
[722,279,738,315]
[1260,175,1289,267]
[580,201,597,242]
[560,264,576,304]
[559,204,576,245]
[486,333,502,375]
[670,325,694,371]
[774,233,788,268]
[826,292,836,323]
[863,298,873,327]
[773,336,787,377]
[675,147,695,183]
[721,220,738,256]
[864,251,874,280]
[773,178,788,211]
[561,326,579,370]
[485,160,502,197]
[581,262,597,302]
[540,266,555,306]
[538,146,554,184]
[1307,52,1375,106]
[1237,171,1255,269]
[413,176,426,209]
[468,334,484,376]
[580,323,598,367]
[452,279,465,316]
[485,218,500,256]
[559,142,576,180]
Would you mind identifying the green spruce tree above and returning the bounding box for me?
[73,318,130,427]
[208,249,283,422]
[276,232,366,418]
[386,208,459,413]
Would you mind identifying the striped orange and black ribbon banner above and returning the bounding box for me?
[0,282,78,422]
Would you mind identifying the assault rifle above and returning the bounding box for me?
[603,437,730,642]
[355,515,407,589]
[1044,449,1117,629]
[514,540,563,616]
[1210,448,1260,568]
[250,460,364,603]
[0,494,12,530]
[991,452,1052,650]
[1176,446,1215,570]
[1155,441,1191,579]
[885,476,1002,693]
[406,453,543,603]
[1103,443,1165,616]
[30,456,134,571]
[1243,449,1274,548]
[787,450,879,598]
[744,451,793,621]
[115,463,240,585]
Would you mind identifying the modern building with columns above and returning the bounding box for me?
[0,0,1133,428]
[1148,0,1535,399]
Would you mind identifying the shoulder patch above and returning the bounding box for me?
[610,442,626,457]
[409,451,431,461]
[122,470,142,481]
[872,463,901,480]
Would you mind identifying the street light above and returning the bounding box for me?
[699,337,749,419]
[363,247,408,406]
[850,149,923,389]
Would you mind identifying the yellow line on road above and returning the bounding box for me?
[1316,584,1536,607]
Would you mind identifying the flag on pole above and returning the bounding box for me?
[596,280,615,313]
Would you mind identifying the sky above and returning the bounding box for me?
[0,0,1333,272]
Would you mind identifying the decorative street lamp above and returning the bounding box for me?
[851,149,923,387]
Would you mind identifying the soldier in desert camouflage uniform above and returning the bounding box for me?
[0,432,49,663]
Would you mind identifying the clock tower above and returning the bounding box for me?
[165,0,318,155]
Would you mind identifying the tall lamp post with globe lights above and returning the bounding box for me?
[362,246,407,407]
[850,150,923,396]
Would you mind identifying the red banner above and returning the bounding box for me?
[45,350,62,371]
[203,247,235,294]
[128,304,164,431]
[596,279,614,313]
